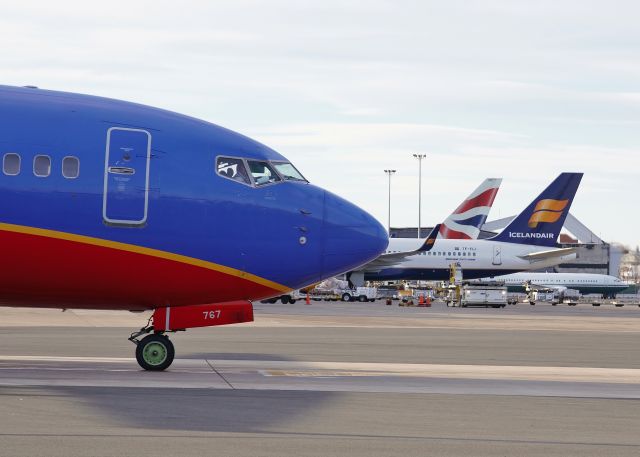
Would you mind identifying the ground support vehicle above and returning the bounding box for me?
[260,290,305,304]
[527,288,580,306]
[338,287,378,302]
[448,284,507,308]
[529,290,557,305]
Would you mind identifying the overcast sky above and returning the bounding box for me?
[2,1,639,247]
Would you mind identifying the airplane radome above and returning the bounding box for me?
[0,85,388,370]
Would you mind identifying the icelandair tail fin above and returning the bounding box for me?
[489,173,583,247]
[438,178,502,240]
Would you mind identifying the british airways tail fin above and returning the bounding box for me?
[489,172,583,247]
[438,178,502,240]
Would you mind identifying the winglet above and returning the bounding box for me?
[418,224,440,252]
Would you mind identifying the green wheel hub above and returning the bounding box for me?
[142,341,168,366]
[135,334,174,371]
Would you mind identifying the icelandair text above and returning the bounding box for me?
[508,232,554,239]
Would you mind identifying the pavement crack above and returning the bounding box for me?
[205,359,235,389]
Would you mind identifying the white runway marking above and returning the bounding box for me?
[0,355,131,363]
[1,355,640,385]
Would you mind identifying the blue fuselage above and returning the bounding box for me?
[0,86,387,308]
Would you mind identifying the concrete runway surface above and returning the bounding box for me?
[1,300,639,456]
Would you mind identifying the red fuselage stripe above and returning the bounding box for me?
[0,224,286,309]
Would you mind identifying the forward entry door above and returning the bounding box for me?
[103,128,151,225]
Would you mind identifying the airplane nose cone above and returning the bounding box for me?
[322,190,388,278]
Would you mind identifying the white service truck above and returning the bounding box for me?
[260,290,305,304]
[338,287,378,302]
[263,287,378,304]
[459,284,507,308]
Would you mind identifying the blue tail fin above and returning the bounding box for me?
[489,173,583,247]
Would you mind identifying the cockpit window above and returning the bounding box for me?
[216,157,251,185]
[247,160,281,186]
[272,162,307,182]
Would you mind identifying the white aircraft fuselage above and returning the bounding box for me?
[363,238,577,282]
[479,272,628,297]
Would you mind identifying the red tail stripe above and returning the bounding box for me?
[439,224,472,240]
[454,188,499,215]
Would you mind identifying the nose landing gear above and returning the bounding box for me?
[128,322,176,371]
[127,301,255,371]
[136,334,175,371]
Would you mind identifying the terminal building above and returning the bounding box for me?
[390,213,629,278]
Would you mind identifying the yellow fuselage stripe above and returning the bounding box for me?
[0,222,290,293]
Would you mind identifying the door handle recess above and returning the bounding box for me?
[108,166,136,175]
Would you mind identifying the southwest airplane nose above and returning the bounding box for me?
[322,190,388,278]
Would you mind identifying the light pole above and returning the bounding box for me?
[384,169,396,234]
[413,154,426,238]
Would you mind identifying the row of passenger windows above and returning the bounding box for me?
[3,153,80,179]
[216,156,306,187]
[507,279,598,284]
[516,279,599,284]
[420,251,477,257]
[385,250,478,257]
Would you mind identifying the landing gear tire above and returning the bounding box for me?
[136,334,175,371]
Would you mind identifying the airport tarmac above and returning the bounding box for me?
[1,300,640,456]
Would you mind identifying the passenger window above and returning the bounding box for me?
[216,157,251,185]
[62,156,80,179]
[247,160,281,186]
[3,153,20,175]
[33,155,51,177]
